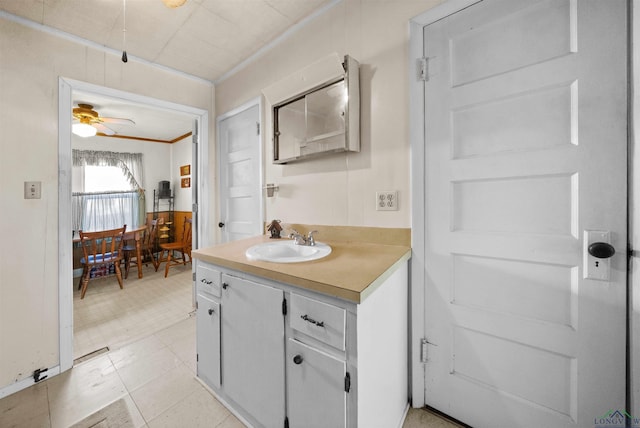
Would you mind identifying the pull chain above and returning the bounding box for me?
[121,0,128,62]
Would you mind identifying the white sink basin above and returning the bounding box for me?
[245,240,332,263]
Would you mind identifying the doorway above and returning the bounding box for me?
[58,78,209,372]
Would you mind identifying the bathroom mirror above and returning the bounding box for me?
[273,55,360,164]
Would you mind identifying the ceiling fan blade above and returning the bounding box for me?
[100,117,135,126]
[93,123,116,136]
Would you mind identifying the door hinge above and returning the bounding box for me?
[417,57,428,82]
[195,300,199,309]
[421,338,429,363]
[284,416,289,428]
[344,372,351,393]
[192,203,198,213]
[256,122,260,135]
[193,272,196,282]
[33,367,48,383]
[282,297,287,316]
[196,353,199,362]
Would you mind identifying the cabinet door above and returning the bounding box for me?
[196,294,220,389]
[221,274,285,427]
[287,339,346,428]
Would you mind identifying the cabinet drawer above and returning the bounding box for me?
[196,262,221,297]
[290,293,346,351]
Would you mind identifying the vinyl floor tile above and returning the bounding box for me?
[2,265,461,428]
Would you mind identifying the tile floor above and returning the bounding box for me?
[0,262,462,428]
[73,263,194,360]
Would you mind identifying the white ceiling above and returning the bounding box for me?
[72,91,196,142]
[1,0,334,141]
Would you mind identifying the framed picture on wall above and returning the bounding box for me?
[181,177,191,188]
[180,165,190,176]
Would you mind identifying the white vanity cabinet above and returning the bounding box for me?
[195,258,409,428]
[195,263,222,389]
[196,293,220,388]
[220,274,286,428]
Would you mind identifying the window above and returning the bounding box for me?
[72,150,145,233]
[84,165,133,192]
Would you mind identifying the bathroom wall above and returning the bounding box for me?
[215,0,443,229]
[0,18,213,389]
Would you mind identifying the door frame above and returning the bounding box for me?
[409,0,639,413]
[408,0,482,407]
[215,97,263,243]
[58,77,209,372]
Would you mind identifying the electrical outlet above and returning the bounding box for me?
[376,191,398,211]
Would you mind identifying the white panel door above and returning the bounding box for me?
[218,103,262,242]
[221,274,285,427]
[422,1,627,427]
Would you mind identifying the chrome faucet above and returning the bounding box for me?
[289,230,307,245]
[289,229,319,246]
[307,230,318,246]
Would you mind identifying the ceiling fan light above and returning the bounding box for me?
[162,0,186,8]
[72,123,97,138]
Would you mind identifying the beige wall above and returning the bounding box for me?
[215,0,441,229]
[0,18,213,388]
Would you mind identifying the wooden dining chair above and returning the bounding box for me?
[122,219,160,279]
[77,226,127,299]
[159,218,192,278]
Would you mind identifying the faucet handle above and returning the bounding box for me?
[307,230,318,246]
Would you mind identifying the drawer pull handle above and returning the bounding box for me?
[293,355,304,365]
[201,279,213,285]
[301,314,324,328]
[222,282,229,290]
[208,308,215,316]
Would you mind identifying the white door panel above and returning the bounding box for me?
[218,103,262,243]
[422,0,627,427]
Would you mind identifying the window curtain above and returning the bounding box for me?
[72,150,145,232]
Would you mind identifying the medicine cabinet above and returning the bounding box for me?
[273,55,360,164]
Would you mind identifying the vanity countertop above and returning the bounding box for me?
[192,233,411,303]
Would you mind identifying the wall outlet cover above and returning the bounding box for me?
[376,191,397,211]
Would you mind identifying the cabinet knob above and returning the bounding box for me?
[218,222,225,228]
[208,308,214,316]
[222,282,229,290]
[293,355,303,365]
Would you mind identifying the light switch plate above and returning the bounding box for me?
[24,181,42,199]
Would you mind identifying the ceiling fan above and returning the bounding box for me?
[72,103,135,137]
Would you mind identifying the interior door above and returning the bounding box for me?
[217,102,262,243]
[422,1,627,427]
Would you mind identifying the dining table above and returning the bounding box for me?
[73,224,148,279]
